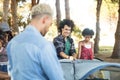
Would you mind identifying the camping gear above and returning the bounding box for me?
[60,59,120,80]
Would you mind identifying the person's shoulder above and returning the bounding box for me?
[53,35,63,41]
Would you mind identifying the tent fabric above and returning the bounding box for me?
[60,61,74,80]
[60,59,120,80]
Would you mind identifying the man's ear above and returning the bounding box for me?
[42,17,45,24]
[42,16,48,24]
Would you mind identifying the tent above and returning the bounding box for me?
[60,59,120,80]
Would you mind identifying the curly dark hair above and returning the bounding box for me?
[59,19,75,33]
[0,34,5,47]
[4,31,13,41]
[0,29,13,42]
[82,28,94,38]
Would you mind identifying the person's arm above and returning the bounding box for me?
[60,52,69,59]
[39,42,65,80]
[53,38,69,59]
[78,41,82,59]
[72,53,77,58]
[60,52,76,60]
[91,42,94,59]
[53,38,75,60]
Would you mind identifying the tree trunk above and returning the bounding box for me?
[111,0,120,58]
[11,0,19,32]
[31,0,40,8]
[56,0,61,32]
[3,0,9,22]
[94,0,102,54]
[65,0,70,19]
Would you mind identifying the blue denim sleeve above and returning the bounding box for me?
[39,42,65,80]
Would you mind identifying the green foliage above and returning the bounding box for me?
[111,0,119,3]
[45,21,58,41]
[0,11,3,17]
[99,46,113,53]
[71,26,82,49]
[95,0,119,3]
[17,0,26,3]
[0,11,2,22]
[18,15,28,28]
[72,26,82,39]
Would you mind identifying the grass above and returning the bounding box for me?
[99,46,113,54]
[75,46,113,55]
[76,46,113,54]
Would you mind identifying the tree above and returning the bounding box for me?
[3,0,10,22]
[65,0,70,19]
[10,0,26,32]
[55,0,61,32]
[11,0,19,32]
[94,0,102,54]
[31,0,39,7]
[111,0,120,58]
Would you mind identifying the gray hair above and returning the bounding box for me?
[31,4,53,18]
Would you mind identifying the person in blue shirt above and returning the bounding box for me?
[6,4,65,80]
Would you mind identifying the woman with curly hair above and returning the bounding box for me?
[78,28,94,60]
[53,19,77,60]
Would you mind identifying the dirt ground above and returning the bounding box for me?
[95,53,120,63]
[95,53,120,80]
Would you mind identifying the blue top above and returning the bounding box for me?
[6,25,65,80]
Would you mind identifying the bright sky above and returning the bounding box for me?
[26,0,116,46]
[40,0,96,30]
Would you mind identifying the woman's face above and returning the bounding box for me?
[84,35,91,42]
[62,25,71,38]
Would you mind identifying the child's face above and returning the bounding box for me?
[84,35,91,42]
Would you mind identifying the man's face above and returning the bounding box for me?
[41,16,52,36]
[62,25,71,37]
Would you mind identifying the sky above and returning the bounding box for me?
[40,0,96,30]
[26,0,116,46]
[26,0,96,30]
[40,0,116,46]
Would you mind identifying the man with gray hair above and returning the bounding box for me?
[6,4,65,80]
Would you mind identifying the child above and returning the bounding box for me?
[78,28,94,60]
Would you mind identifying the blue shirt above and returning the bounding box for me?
[6,25,65,80]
